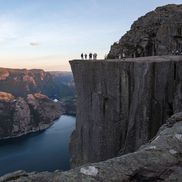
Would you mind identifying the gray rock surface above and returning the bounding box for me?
[108,4,182,59]
[0,112,181,181]
[0,92,62,139]
[70,56,182,167]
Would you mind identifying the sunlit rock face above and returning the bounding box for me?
[0,68,76,101]
[70,56,182,167]
[108,4,182,59]
[0,68,59,98]
[0,92,62,139]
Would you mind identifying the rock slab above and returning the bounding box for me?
[70,56,182,167]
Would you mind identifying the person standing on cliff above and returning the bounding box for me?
[84,54,87,60]
[81,53,84,60]
[93,53,97,60]
[122,52,126,59]
[89,53,93,60]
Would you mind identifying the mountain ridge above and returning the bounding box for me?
[108,4,182,58]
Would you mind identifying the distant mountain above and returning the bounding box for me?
[49,71,76,115]
[0,68,76,116]
[0,68,75,100]
[0,68,59,98]
[49,71,75,99]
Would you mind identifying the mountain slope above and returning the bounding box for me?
[108,4,182,58]
[0,92,62,139]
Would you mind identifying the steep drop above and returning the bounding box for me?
[70,56,182,167]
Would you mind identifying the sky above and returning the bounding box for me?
[0,0,181,71]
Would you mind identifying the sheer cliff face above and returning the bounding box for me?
[70,56,182,167]
[0,92,62,139]
[108,4,182,58]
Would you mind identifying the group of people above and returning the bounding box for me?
[118,52,126,59]
[81,53,97,60]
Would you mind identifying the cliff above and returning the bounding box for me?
[0,92,62,139]
[108,4,182,58]
[70,56,182,167]
[1,112,181,181]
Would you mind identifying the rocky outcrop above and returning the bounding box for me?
[108,4,182,59]
[1,112,182,181]
[70,56,182,167]
[0,92,62,139]
[60,98,76,116]
[0,92,15,101]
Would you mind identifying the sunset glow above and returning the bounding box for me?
[0,0,181,71]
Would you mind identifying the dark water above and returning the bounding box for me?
[0,115,76,176]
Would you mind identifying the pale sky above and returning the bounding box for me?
[0,0,181,71]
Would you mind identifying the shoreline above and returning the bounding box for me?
[0,114,76,177]
[0,116,61,141]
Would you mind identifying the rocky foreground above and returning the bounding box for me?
[0,92,62,139]
[0,112,181,181]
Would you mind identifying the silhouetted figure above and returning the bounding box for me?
[85,54,87,59]
[93,53,97,60]
[89,53,93,60]
[119,54,121,59]
[122,52,126,59]
[176,50,179,55]
[81,53,84,59]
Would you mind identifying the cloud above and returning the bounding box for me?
[30,42,40,46]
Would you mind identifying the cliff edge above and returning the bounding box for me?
[70,56,182,167]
